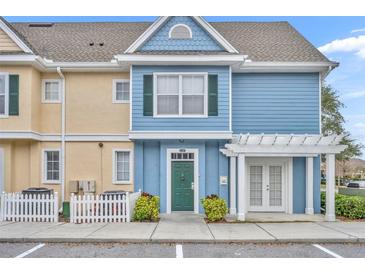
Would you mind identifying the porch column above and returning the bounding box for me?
[305,157,314,214]
[325,153,336,221]
[229,156,237,215]
[237,154,247,221]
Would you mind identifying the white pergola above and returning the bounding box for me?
[221,133,347,222]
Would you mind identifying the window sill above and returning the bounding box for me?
[112,181,132,185]
[0,115,9,119]
[43,181,61,185]
[112,100,130,104]
[41,101,61,104]
[152,115,208,119]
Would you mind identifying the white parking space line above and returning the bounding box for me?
[15,243,46,258]
[312,244,343,258]
[176,244,183,258]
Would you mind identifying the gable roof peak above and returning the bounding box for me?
[124,16,239,54]
[0,17,34,54]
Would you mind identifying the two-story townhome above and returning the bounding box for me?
[0,16,346,221]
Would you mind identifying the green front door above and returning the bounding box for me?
[172,161,194,211]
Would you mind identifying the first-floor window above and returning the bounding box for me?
[0,73,9,116]
[114,150,131,183]
[154,73,207,117]
[44,150,60,183]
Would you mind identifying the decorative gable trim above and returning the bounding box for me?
[193,17,238,53]
[0,18,33,54]
[124,16,238,54]
[125,16,169,54]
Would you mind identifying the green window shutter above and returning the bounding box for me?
[143,75,153,116]
[208,74,218,116]
[9,74,19,116]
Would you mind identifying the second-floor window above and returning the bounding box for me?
[113,80,130,103]
[0,73,9,117]
[42,79,61,103]
[154,73,208,117]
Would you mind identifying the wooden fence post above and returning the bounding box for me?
[0,192,5,221]
[54,192,59,223]
[126,192,130,222]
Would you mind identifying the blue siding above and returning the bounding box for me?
[218,141,229,202]
[293,157,321,213]
[132,66,230,131]
[140,16,223,52]
[205,142,219,195]
[232,73,320,134]
[143,141,160,195]
[134,140,228,213]
[293,157,306,213]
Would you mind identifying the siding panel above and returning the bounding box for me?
[232,73,320,134]
[132,66,230,131]
[140,17,223,52]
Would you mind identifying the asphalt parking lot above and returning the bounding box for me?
[1,242,365,258]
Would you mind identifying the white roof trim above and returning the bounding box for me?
[124,16,239,54]
[124,16,169,53]
[226,134,347,155]
[0,131,129,142]
[192,16,238,53]
[129,131,232,140]
[232,61,339,73]
[114,54,246,65]
[0,19,33,54]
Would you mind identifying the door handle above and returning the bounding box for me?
[191,182,194,190]
[266,185,269,191]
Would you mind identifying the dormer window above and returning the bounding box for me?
[169,24,192,39]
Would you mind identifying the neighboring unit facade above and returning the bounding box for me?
[0,16,345,221]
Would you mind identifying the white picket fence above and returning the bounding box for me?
[0,192,58,222]
[70,191,141,224]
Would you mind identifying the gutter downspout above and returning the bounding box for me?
[57,67,65,209]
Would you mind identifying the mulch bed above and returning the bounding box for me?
[336,216,365,222]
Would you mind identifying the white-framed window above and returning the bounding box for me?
[42,149,61,184]
[153,73,208,117]
[169,24,192,39]
[42,79,61,103]
[113,149,133,184]
[0,72,9,118]
[113,79,130,103]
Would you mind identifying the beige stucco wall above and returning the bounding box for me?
[0,67,133,205]
[0,29,21,52]
[65,72,130,134]
[0,140,134,201]
[65,141,134,198]
[0,66,34,130]
[39,72,62,133]
[0,67,130,134]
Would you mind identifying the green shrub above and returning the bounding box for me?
[133,192,160,222]
[201,194,228,222]
[321,192,365,219]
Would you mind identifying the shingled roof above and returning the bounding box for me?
[7,20,329,63]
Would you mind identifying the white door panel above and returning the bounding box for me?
[247,158,287,212]
[249,166,263,208]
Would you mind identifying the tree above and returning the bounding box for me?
[321,84,363,161]
[321,84,364,183]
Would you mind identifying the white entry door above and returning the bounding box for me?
[247,158,287,212]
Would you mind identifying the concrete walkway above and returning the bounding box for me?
[0,213,364,243]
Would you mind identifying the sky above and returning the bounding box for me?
[4,16,365,159]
